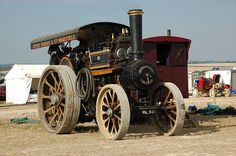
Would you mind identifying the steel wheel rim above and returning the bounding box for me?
[96,84,130,140]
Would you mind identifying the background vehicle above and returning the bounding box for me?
[193,74,231,97]
[31,9,189,140]
[209,74,231,97]
[192,78,213,97]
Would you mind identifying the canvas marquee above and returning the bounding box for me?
[5,64,48,104]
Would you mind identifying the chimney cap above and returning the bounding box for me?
[128,9,144,15]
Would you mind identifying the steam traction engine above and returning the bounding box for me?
[31,9,185,140]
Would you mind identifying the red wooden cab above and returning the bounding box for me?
[143,36,191,98]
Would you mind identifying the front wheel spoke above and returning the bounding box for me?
[112,124,117,134]
[107,90,113,107]
[111,91,115,107]
[102,110,108,115]
[104,95,110,107]
[111,118,118,133]
[105,118,111,129]
[114,114,121,122]
[103,117,109,123]
[114,103,120,111]
[108,90,112,100]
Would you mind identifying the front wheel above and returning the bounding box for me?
[96,84,130,140]
[150,82,185,136]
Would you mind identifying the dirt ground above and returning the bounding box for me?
[0,96,236,156]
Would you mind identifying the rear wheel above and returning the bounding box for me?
[96,84,130,140]
[150,82,185,136]
[38,65,80,134]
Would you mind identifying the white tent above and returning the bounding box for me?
[5,64,48,104]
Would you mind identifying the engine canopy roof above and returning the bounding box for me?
[31,22,130,49]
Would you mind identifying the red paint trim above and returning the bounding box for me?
[143,36,191,43]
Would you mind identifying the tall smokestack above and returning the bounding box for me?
[128,9,144,60]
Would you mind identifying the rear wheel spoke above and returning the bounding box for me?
[49,111,59,126]
[44,106,55,114]
[45,80,56,92]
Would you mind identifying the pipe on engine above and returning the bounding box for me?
[128,9,144,60]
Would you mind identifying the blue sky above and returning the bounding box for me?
[0,0,235,64]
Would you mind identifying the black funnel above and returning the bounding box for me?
[128,9,144,60]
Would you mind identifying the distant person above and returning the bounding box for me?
[199,76,205,96]
[213,74,224,88]
[219,75,224,88]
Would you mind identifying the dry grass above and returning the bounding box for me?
[0,118,41,130]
